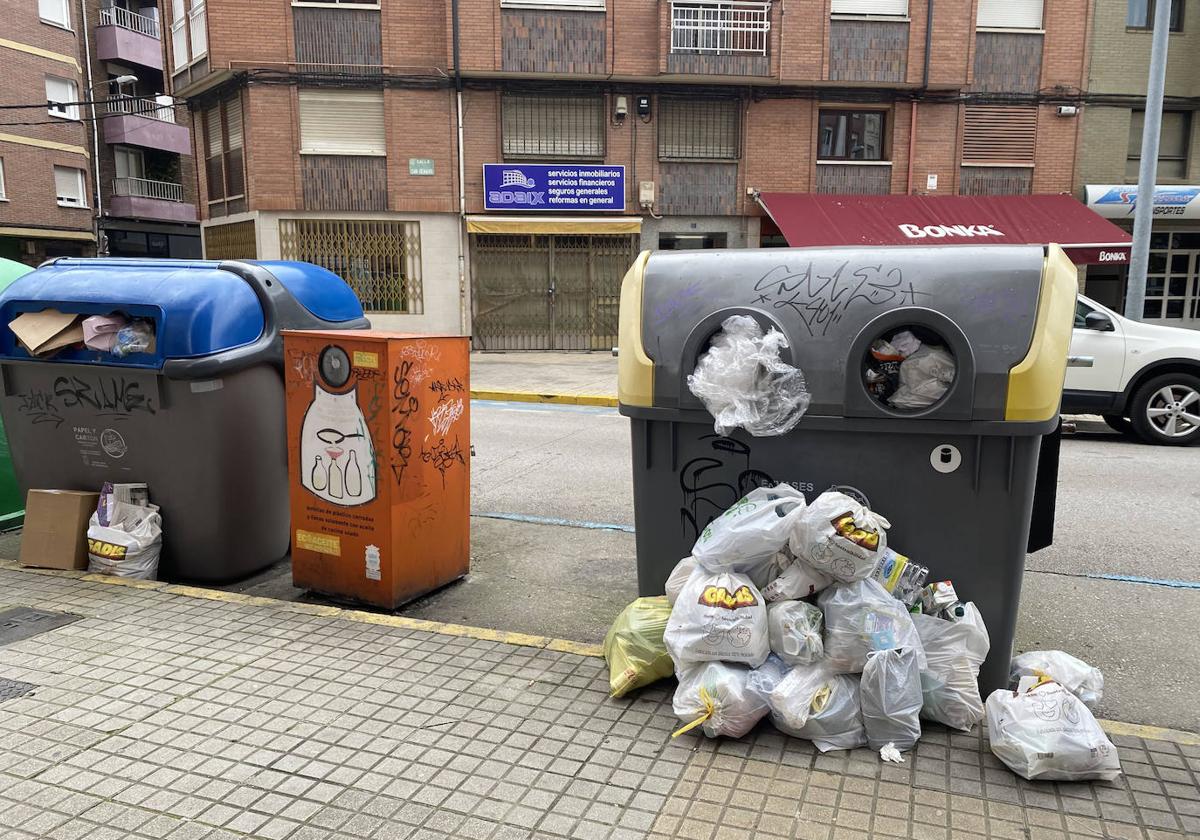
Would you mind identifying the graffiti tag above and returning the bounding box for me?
[428,398,464,437]
[16,388,64,427]
[421,436,465,489]
[53,375,155,417]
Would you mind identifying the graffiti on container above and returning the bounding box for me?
[16,387,64,427]
[288,349,317,385]
[679,435,777,544]
[429,377,465,403]
[428,398,464,437]
[421,436,465,488]
[53,375,155,418]
[751,262,933,336]
[399,343,441,363]
[351,365,383,381]
[652,280,705,328]
[408,502,438,537]
[390,361,419,484]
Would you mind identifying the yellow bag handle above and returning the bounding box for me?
[672,685,714,738]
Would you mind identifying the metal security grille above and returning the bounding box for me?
[279,219,423,314]
[203,219,257,260]
[471,233,636,350]
[658,98,741,161]
[962,105,1037,165]
[670,1,771,55]
[502,95,606,160]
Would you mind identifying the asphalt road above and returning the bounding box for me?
[471,399,1200,733]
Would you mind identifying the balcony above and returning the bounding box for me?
[109,177,197,222]
[668,0,771,76]
[96,6,163,71]
[101,95,191,155]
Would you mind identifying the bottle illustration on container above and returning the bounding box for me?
[346,450,363,497]
[310,455,327,491]
[328,458,344,499]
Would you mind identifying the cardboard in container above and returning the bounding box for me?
[20,489,100,570]
[8,310,82,356]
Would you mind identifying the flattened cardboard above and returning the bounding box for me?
[9,310,80,355]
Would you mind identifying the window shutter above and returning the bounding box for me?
[501,0,604,9]
[54,167,83,204]
[204,105,224,156]
[225,97,244,150]
[658,99,741,160]
[501,95,605,159]
[830,0,908,15]
[298,90,385,156]
[977,0,1042,28]
[962,106,1037,165]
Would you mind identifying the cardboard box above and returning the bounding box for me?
[20,490,100,571]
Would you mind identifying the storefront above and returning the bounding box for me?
[1085,186,1200,329]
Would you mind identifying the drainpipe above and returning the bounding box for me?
[452,0,469,337]
[79,0,105,254]
[908,0,933,195]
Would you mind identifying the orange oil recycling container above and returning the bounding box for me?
[283,330,469,608]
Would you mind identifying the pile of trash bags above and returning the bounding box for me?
[604,485,1121,781]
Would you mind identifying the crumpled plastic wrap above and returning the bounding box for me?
[603,597,675,698]
[687,315,811,437]
[673,661,769,739]
[1009,650,1104,709]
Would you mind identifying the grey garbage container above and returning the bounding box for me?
[0,258,369,582]
[617,244,1077,692]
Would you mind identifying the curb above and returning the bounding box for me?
[5,561,1199,747]
[470,389,618,408]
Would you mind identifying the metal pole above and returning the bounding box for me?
[1123,0,1173,320]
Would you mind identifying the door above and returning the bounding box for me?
[470,233,636,350]
[1066,298,1126,393]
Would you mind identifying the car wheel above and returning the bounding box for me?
[1129,373,1200,446]
[1102,414,1137,437]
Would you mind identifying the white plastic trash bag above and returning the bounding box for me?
[1009,650,1104,709]
[672,661,769,739]
[770,667,867,752]
[986,680,1121,781]
[789,491,890,582]
[86,501,163,580]
[664,569,769,668]
[746,653,791,702]
[888,345,956,410]
[664,556,696,606]
[767,600,824,667]
[861,647,923,751]
[691,485,806,574]
[762,557,833,601]
[913,610,990,732]
[767,662,834,731]
[687,314,812,437]
[819,578,926,674]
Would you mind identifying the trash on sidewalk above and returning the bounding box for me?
[870,547,927,608]
[770,667,868,753]
[672,661,768,739]
[986,677,1122,781]
[819,577,926,674]
[19,489,99,571]
[87,494,163,581]
[689,484,805,574]
[880,743,905,763]
[664,556,696,606]
[664,568,769,667]
[1009,650,1104,709]
[767,600,823,666]
[913,607,990,731]
[790,490,890,583]
[762,554,832,601]
[861,646,923,751]
[686,314,811,437]
[604,597,674,698]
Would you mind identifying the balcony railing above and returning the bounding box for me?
[671,0,771,56]
[99,5,161,38]
[105,94,176,123]
[113,177,184,202]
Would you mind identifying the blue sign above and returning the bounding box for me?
[1089,185,1200,216]
[483,164,625,212]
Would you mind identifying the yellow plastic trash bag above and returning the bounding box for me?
[604,597,674,698]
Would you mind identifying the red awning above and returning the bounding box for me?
[756,193,1133,266]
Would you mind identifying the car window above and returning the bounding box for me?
[1074,299,1093,328]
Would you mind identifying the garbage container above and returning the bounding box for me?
[0,258,33,529]
[617,244,1076,692]
[0,257,370,582]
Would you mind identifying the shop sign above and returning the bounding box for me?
[483,164,625,212]
[1086,185,1200,219]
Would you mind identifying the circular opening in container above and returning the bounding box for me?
[861,325,957,413]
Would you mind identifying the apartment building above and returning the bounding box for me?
[1077,0,1200,330]
[0,0,95,263]
[169,0,1109,347]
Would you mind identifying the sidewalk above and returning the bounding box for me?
[470,352,617,405]
[0,564,1196,840]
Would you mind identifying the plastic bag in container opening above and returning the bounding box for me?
[672,661,769,739]
[986,679,1121,781]
[86,501,163,580]
[746,653,792,702]
[913,609,990,731]
[603,597,675,699]
[686,314,812,437]
[664,569,769,668]
[1009,650,1104,709]
[664,557,696,606]
[790,491,890,583]
[770,667,867,752]
[762,556,833,602]
[691,485,806,575]
[767,600,824,667]
[111,319,156,358]
[860,647,923,751]
[888,345,956,410]
[819,578,926,674]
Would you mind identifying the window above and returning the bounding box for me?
[292,0,381,5]
[500,0,605,9]
[114,147,146,181]
[962,105,1037,164]
[818,109,887,161]
[659,233,728,249]
[1127,0,1183,31]
[0,159,7,201]
[170,0,206,69]
[658,98,740,160]
[1127,110,1190,180]
[202,96,245,209]
[170,0,187,70]
[977,0,1042,28]
[1140,231,1200,320]
[54,166,87,207]
[670,1,772,56]
[502,95,605,159]
[279,219,424,314]
[830,0,907,15]
[45,76,79,120]
[38,0,70,27]
[299,90,385,156]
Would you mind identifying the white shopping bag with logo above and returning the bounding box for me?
[87,500,162,580]
[789,491,890,582]
[664,569,769,668]
[691,485,806,575]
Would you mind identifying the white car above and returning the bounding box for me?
[1063,295,1200,445]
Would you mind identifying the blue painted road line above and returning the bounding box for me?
[471,399,619,415]
[1085,573,1200,590]
[472,511,635,533]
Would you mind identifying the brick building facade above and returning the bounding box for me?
[166,0,1092,344]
